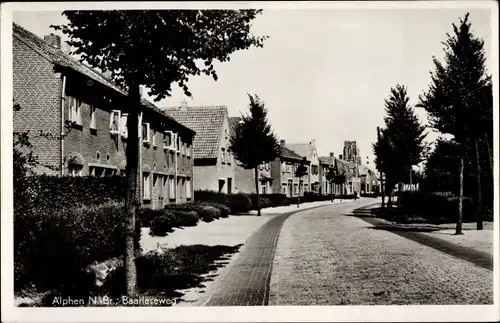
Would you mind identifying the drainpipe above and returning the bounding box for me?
[175,132,178,204]
[60,74,67,176]
[138,111,143,207]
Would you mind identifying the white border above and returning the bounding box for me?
[1,1,499,322]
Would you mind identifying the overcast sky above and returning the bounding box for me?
[13,5,493,167]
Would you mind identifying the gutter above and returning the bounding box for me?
[60,74,67,176]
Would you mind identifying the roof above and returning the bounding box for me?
[318,156,334,165]
[281,146,307,162]
[163,106,227,159]
[12,23,194,135]
[286,143,311,159]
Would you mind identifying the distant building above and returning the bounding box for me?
[164,105,234,194]
[343,141,362,164]
[13,23,195,209]
[272,140,310,198]
[318,153,335,196]
[286,140,319,193]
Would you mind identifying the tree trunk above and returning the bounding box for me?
[331,182,334,202]
[475,139,483,230]
[124,82,140,297]
[397,181,403,206]
[456,157,464,235]
[484,133,493,177]
[380,172,385,208]
[255,167,261,216]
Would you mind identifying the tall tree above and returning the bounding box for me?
[373,126,389,208]
[53,9,267,296]
[417,13,492,232]
[229,94,281,216]
[294,158,308,208]
[381,84,427,206]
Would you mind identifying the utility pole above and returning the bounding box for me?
[377,127,385,208]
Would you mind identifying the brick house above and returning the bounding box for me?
[12,23,195,209]
[318,153,335,196]
[286,140,319,193]
[164,105,235,194]
[271,140,310,198]
[228,116,273,194]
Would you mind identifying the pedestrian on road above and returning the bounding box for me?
[354,191,358,201]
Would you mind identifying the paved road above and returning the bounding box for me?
[203,199,493,306]
[270,201,493,305]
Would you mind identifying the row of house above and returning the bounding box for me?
[13,23,379,210]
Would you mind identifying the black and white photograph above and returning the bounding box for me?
[1,1,498,322]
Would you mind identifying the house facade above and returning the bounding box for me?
[286,140,319,193]
[318,153,335,196]
[13,23,195,209]
[271,140,310,198]
[359,164,379,194]
[164,105,235,194]
[229,117,274,194]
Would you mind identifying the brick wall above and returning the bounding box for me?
[13,36,62,173]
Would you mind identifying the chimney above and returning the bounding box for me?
[43,33,61,49]
[339,154,343,160]
[280,139,286,146]
[329,152,334,157]
[180,100,188,109]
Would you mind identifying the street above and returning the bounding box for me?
[202,200,493,306]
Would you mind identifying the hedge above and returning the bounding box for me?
[15,175,126,213]
[14,201,141,294]
[197,202,231,218]
[398,191,477,223]
[194,190,252,214]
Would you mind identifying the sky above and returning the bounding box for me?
[12,6,494,168]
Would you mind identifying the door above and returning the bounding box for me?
[219,179,225,193]
[288,180,293,198]
[227,177,232,194]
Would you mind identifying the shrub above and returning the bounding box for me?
[138,208,165,228]
[14,201,141,294]
[16,175,126,213]
[150,211,176,237]
[226,193,252,213]
[194,205,220,222]
[199,202,231,218]
[173,210,200,227]
[194,190,227,204]
[261,194,290,207]
[398,191,475,224]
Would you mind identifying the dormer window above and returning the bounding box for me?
[120,113,128,138]
[142,122,150,144]
[109,110,121,135]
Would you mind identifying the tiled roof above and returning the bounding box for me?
[281,146,307,161]
[164,106,227,159]
[286,143,311,159]
[12,23,193,134]
[318,156,335,165]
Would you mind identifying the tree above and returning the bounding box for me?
[417,13,492,233]
[53,9,267,296]
[380,84,427,206]
[325,166,336,202]
[229,94,281,216]
[294,158,308,208]
[373,126,389,208]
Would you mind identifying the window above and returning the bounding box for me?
[109,110,120,134]
[186,178,192,199]
[89,166,116,177]
[186,142,192,157]
[282,183,287,194]
[163,131,174,150]
[261,182,267,194]
[152,130,157,147]
[142,122,150,143]
[120,113,128,138]
[294,183,298,195]
[68,164,83,176]
[143,172,151,200]
[68,96,82,125]
[89,105,96,129]
[221,148,226,163]
[176,134,181,152]
[282,162,287,173]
